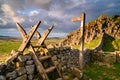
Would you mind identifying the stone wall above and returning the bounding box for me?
[0,46,91,80]
[0,52,39,80]
[1,45,118,80]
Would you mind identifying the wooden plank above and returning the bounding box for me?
[39,55,51,61]
[18,21,41,52]
[35,25,54,50]
[71,16,82,22]
[16,23,27,39]
[45,66,56,73]
[28,45,49,80]
[35,31,41,39]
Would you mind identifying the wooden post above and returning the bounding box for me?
[116,51,119,63]
[16,21,41,52]
[71,13,86,70]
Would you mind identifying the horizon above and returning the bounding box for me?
[0,0,120,37]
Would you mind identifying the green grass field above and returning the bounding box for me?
[83,62,120,80]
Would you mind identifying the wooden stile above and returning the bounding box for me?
[16,21,41,52]
[16,21,62,80]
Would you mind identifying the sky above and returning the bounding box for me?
[0,0,120,37]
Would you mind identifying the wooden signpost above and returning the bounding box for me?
[71,12,86,70]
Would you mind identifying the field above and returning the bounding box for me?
[0,38,120,79]
[0,38,62,63]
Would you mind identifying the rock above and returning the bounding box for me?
[73,77,79,80]
[28,74,34,80]
[18,55,27,62]
[5,62,16,72]
[52,55,58,61]
[15,74,27,80]
[63,76,69,80]
[16,67,26,76]
[54,61,59,66]
[25,65,35,74]
[47,44,55,49]
[26,60,34,65]
[6,70,17,79]
[71,67,83,78]
[25,55,32,60]
[16,62,25,67]
[0,63,6,75]
[0,75,6,80]
[56,78,63,80]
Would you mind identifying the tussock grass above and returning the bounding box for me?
[83,62,120,80]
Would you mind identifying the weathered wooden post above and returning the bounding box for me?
[71,12,86,69]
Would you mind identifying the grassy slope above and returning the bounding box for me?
[83,62,120,80]
[74,37,120,52]
[0,40,21,54]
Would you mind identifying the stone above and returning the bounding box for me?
[6,71,17,79]
[73,77,79,80]
[18,55,27,62]
[54,61,59,66]
[0,63,6,74]
[25,65,35,74]
[63,76,69,80]
[16,62,25,67]
[26,60,34,65]
[16,67,26,76]
[15,74,27,80]
[25,55,32,60]
[52,55,57,61]
[71,67,83,78]
[56,78,63,80]
[28,74,34,80]
[0,75,6,80]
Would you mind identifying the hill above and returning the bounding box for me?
[61,14,120,51]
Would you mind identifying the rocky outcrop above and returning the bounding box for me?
[61,14,120,47]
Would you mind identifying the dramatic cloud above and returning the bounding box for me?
[29,10,39,17]
[1,4,25,23]
[0,0,120,37]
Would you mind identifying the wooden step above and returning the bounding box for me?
[33,46,39,48]
[39,55,51,61]
[45,66,56,73]
[56,78,63,80]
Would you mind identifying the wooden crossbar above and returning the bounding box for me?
[16,21,41,52]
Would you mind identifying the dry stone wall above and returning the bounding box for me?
[1,45,118,80]
[0,46,93,80]
[0,53,39,80]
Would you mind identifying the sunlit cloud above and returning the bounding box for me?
[0,0,120,37]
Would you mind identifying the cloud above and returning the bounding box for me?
[29,10,39,16]
[26,0,52,10]
[0,18,8,25]
[0,0,120,37]
[1,4,25,23]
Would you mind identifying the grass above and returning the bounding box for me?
[0,38,62,63]
[74,37,101,49]
[74,36,120,52]
[0,40,21,54]
[83,62,120,80]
